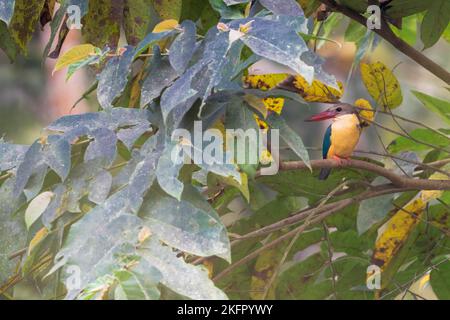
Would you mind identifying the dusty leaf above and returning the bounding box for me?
[0,0,15,24]
[25,191,54,230]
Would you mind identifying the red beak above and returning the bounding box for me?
[305,110,337,122]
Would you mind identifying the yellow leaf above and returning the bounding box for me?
[153,19,179,33]
[53,44,96,75]
[263,97,284,114]
[354,98,374,127]
[421,168,449,202]
[28,227,49,255]
[360,61,403,109]
[243,73,290,91]
[260,148,273,165]
[202,259,214,279]
[291,75,344,102]
[138,226,152,244]
[253,114,269,131]
[372,197,425,273]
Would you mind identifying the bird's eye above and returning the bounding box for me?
[336,107,342,112]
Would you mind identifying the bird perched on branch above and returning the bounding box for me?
[306,103,363,180]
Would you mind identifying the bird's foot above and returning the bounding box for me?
[331,155,350,166]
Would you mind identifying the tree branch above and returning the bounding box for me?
[212,178,442,282]
[318,0,450,84]
[273,159,450,190]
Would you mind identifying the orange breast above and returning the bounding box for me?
[327,114,361,158]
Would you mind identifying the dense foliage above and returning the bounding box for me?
[0,0,449,300]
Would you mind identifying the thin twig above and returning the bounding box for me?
[323,221,338,299]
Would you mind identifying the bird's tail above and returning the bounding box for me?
[319,168,331,180]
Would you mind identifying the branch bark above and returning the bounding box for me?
[271,159,450,190]
[212,158,449,280]
[318,0,450,84]
[212,184,424,282]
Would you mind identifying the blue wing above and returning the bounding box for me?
[322,125,332,159]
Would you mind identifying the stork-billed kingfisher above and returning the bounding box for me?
[306,103,362,180]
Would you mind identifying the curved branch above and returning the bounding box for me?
[273,159,450,190]
[318,0,450,84]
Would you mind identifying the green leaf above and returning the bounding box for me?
[258,167,376,203]
[9,0,46,55]
[430,259,450,299]
[412,91,450,125]
[392,14,418,46]
[357,181,394,234]
[316,13,343,49]
[139,237,228,299]
[225,99,260,175]
[443,23,450,43]
[344,19,366,43]
[152,0,182,20]
[83,0,123,49]
[385,0,430,19]
[266,114,311,169]
[388,128,450,154]
[276,254,331,299]
[209,0,244,19]
[339,0,367,13]
[66,52,102,81]
[114,266,161,300]
[123,0,153,46]
[180,0,207,21]
[420,0,450,49]
[330,230,372,257]
[0,20,17,61]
